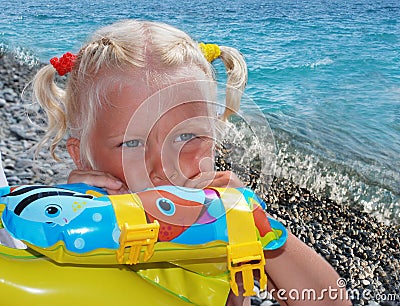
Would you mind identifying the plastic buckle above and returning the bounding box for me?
[227,241,267,296]
[116,220,160,265]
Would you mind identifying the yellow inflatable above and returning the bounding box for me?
[0,184,287,305]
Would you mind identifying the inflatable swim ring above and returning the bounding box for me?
[0,183,287,305]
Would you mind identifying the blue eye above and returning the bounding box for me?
[175,133,196,142]
[45,205,62,218]
[122,139,142,148]
[156,198,176,216]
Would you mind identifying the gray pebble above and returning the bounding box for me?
[0,98,6,108]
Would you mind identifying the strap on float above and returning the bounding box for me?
[109,194,160,265]
[216,188,267,296]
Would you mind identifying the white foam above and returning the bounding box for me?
[309,57,334,69]
[274,141,400,225]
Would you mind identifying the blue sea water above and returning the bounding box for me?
[0,0,399,223]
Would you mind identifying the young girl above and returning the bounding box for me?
[31,20,350,306]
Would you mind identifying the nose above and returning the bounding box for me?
[146,143,178,187]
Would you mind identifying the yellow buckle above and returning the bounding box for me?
[116,220,159,265]
[227,241,267,296]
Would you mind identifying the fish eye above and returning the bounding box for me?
[45,204,62,218]
[156,198,176,216]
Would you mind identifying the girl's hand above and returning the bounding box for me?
[184,171,244,189]
[68,169,129,195]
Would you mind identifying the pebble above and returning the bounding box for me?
[2,87,17,102]
[308,231,315,244]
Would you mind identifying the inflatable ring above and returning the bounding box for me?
[0,184,287,305]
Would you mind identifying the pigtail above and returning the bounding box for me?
[153,26,248,121]
[218,46,248,121]
[31,65,68,161]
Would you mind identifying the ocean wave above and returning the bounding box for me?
[225,103,399,225]
[0,42,39,68]
[274,139,400,225]
[226,108,400,225]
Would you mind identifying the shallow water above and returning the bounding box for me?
[0,0,399,223]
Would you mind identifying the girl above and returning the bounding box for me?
[32,19,350,306]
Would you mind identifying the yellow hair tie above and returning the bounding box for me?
[199,42,221,62]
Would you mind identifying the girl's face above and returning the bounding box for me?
[88,73,216,192]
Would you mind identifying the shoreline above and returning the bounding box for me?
[0,52,399,305]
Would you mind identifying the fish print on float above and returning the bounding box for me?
[1,184,120,253]
[0,183,287,256]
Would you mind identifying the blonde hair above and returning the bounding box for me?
[32,19,247,166]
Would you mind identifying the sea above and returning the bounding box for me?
[0,0,399,224]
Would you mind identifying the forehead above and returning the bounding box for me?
[108,65,213,98]
[103,68,214,112]
[93,68,215,134]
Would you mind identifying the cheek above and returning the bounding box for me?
[178,139,214,175]
[96,151,125,180]
[89,142,124,181]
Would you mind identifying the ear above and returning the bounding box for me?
[67,137,85,169]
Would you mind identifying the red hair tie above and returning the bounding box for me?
[50,52,77,76]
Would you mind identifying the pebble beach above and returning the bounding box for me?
[0,53,399,305]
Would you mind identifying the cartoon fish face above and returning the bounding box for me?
[3,185,109,226]
[137,189,207,241]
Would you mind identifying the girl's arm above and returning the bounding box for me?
[68,169,129,194]
[265,232,351,306]
[189,171,350,305]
